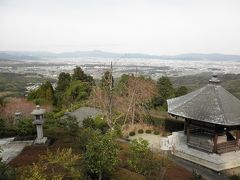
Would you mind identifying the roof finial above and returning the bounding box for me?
[209,74,220,84]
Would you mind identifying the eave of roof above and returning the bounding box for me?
[167,83,240,126]
[31,109,46,115]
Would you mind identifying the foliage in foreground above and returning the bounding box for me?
[0,148,16,180]
[84,131,119,180]
[19,148,81,180]
[128,138,164,178]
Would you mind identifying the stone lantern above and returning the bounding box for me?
[14,112,21,124]
[31,105,47,144]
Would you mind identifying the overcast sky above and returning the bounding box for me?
[0,0,240,55]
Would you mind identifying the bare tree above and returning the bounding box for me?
[88,64,157,128]
[116,73,157,127]
[88,62,114,127]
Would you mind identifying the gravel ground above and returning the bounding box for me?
[129,133,161,151]
[0,137,33,163]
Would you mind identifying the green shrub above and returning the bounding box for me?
[82,117,95,128]
[60,116,79,136]
[16,118,36,136]
[153,131,160,135]
[82,116,108,134]
[129,131,136,136]
[19,148,81,179]
[84,131,119,180]
[138,129,144,134]
[94,116,108,133]
[145,130,152,134]
[0,118,5,128]
[0,160,16,180]
[113,124,122,137]
[0,128,17,138]
[78,128,101,151]
[128,138,163,176]
[71,102,82,111]
[44,113,61,129]
[53,110,66,119]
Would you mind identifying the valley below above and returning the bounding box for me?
[1,57,240,80]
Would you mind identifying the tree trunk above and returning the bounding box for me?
[131,96,135,126]
[98,171,102,180]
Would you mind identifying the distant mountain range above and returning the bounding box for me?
[0,50,240,61]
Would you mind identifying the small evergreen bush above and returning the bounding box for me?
[16,118,36,136]
[129,131,136,136]
[82,116,108,134]
[138,129,144,134]
[154,131,160,135]
[61,116,79,136]
[145,130,152,134]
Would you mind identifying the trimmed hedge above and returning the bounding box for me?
[138,129,144,134]
[129,131,136,136]
[154,131,160,135]
[145,130,152,134]
[0,128,17,138]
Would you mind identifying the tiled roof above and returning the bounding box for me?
[167,76,240,126]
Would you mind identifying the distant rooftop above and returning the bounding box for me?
[167,75,240,126]
[63,107,102,126]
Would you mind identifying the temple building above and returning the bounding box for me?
[165,75,240,171]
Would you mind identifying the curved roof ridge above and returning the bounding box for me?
[216,85,240,125]
[218,85,240,103]
[214,85,227,124]
[167,86,207,111]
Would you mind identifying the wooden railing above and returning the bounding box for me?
[189,125,215,137]
[188,138,213,153]
[217,140,239,154]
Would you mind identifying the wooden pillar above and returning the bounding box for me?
[187,120,190,143]
[184,120,187,134]
[237,130,240,150]
[236,130,240,141]
[213,133,218,153]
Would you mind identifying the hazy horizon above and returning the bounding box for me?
[1,0,240,55]
[2,50,240,57]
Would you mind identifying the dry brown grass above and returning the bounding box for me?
[1,97,52,120]
[0,91,13,97]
